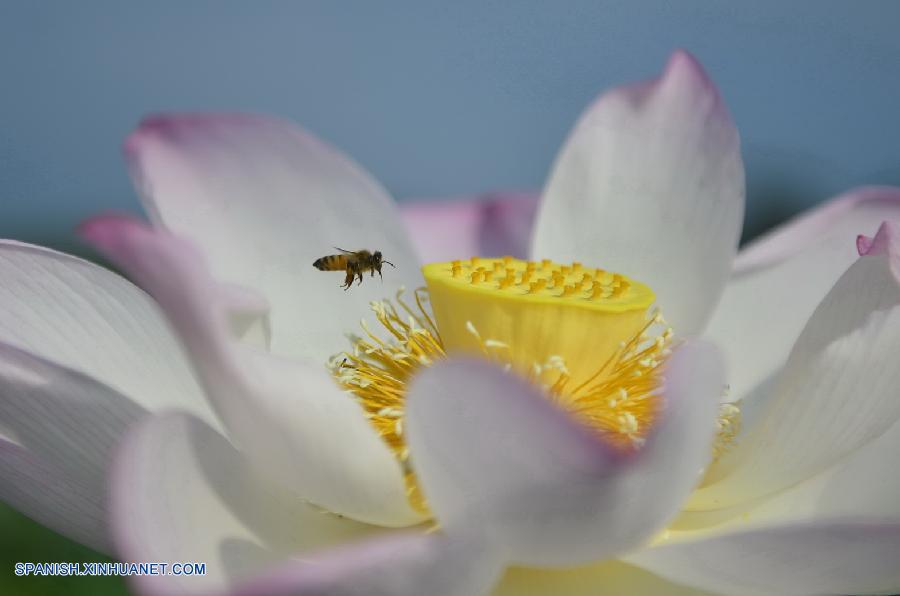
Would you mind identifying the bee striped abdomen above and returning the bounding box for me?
[313,254,348,271]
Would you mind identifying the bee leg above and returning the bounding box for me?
[343,269,354,290]
[356,271,363,286]
[377,267,383,281]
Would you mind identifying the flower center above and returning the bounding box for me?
[329,257,738,513]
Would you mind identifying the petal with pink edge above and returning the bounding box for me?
[706,186,900,413]
[399,192,539,263]
[693,221,900,509]
[0,240,211,420]
[81,216,421,527]
[110,411,393,595]
[124,113,422,363]
[404,343,724,567]
[532,50,744,335]
[627,521,900,596]
[734,185,900,273]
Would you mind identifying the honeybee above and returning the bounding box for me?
[313,248,395,290]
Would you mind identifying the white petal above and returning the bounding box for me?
[81,216,420,526]
[637,422,900,581]
[628,521,900,596]
[232,532,503,596]
[110,411,385,595]
[404,343,724,567]
[633,393,900,595]
[716,413,900,530]
[532,50,744,335]
[630,411,900,596]
[125,113,422,363]
[706,186,900,412]
[0,240,210,419]
[0,342,171,552]
[0,438,108,553]
[493,560,709,596]
[693,221,900,508]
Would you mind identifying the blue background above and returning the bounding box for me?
[0,2,899,593]
[2,0,900,254]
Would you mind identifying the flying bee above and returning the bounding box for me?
[313,248,395,290]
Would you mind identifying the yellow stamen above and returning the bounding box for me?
[713,401,742,460]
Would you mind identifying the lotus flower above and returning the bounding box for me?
[2,50,900,596]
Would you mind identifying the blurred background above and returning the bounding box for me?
[1,1,899,593]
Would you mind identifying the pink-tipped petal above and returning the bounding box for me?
[628,522,900,596]
[0,240,211,421]
[735,186,900,272]
[532,50,744,335]
[706,186,900,415]
[404,342,724,567]
[81,215,422,527]
[694,220,900,509]
[857,233,875,255]
[857,220,899,256]
[110,411,385,596]
[399,192,539,263]
[124,113,422,363]
[232,532,502,596]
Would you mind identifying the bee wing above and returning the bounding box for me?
[333,246,356,254]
